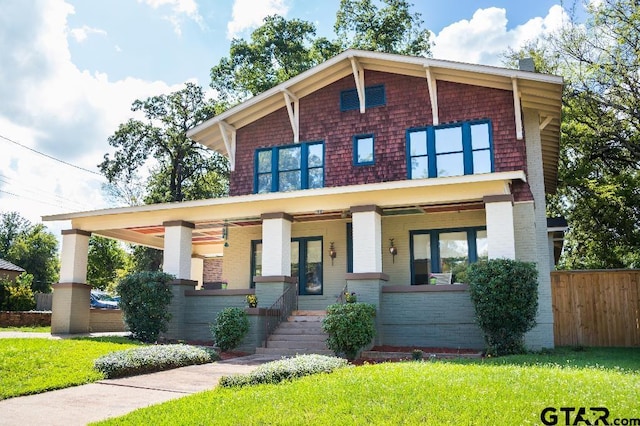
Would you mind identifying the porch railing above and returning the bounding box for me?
[263,282,298,347]
[336,283,348,304]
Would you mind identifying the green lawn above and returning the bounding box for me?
[0,325,51,333]
[0,337,141,399]
[96,347,640,426]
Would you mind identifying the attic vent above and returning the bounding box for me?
[340,84,386,111]
[518,58,535,72]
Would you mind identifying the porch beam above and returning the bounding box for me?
[282,89,300,143]
[218,121,237,171]
[425,66,439,125]
[512,77,524,140]
[350,57,366,113]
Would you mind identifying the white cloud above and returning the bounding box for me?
[431,6,568,66]
[138,0,203,35]
[227,0,289,39]
[0,0,183,227]
[69,24,107,42]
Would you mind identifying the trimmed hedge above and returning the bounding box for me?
[219,354,349,388]
[94,344,219,379]
[210,307,249,352]
[322,302,376,360]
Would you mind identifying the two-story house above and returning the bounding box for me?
[45,50,562,352]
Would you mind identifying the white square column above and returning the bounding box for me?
[261,213,292,277]
[59,229,91,283]
[162,221,194,280]
[351,205,383,273]
[484,195,516,259]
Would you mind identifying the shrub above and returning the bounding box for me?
[116,271,174,343]
[219,354,349,388]
[94,344,219,379]
[0,273,36,311]
[467,259,539,356]
[322,302,376,360]
[210,307,249,352]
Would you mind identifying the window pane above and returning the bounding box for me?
[473,149,492,174]
[279,170,301,191]
[278,147,301,171]
[476,230,488,261]
[257,174,272,193]
[308,168,324,189]
[471,123,490,149]
[257,150,271,173]
[411,156,429,179]
[253,243,262,277]
[308,144,323,167]
[412,234,431,284]
[439,232,469,283]
[435,126,462,153]
[409,131,427,156]
[356,136,374,163]
[291,241,299,280]
[305,240,323,295]
[436,152,464,177]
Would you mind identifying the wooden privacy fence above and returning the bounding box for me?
[551,270,640,347]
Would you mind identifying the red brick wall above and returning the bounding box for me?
[203,258,223,282]
[229,70,532,201]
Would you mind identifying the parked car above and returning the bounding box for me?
[90,291,119,309]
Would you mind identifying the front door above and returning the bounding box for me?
[293,237,323,295]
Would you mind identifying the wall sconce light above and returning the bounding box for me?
[329,242,337,265]
[389,238,397,263]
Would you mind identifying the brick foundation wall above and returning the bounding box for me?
[229,71,533,201]
[0,311,51,327]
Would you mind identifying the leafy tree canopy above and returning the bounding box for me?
[87,236,130,292]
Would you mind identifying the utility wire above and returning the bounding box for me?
[0,133,105,178]
[0,174,91,210]
[0,189,78,210]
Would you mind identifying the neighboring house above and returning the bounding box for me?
[44,50,563,350]
[0,258,25,282]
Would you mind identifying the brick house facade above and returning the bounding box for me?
[45,50,562,351]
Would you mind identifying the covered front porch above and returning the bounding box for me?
[44,172,525,349]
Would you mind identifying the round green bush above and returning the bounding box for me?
[116,271,174,343]
[467,259,539,356]
[211,307,249,352]
[322,302,376,360]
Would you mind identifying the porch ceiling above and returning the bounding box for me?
[43,171,524,257]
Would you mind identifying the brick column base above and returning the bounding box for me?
[163,279,197,340]
[253,276,296,308]
[51,282,91,334]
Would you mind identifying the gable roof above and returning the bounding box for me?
[0,258,25,273]
[188,49,563,192]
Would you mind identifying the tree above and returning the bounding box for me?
[504,0,640,268]
[334,0,431,56]
[99,82,229,205]
[0,211,30,258]
[87,236,129,292]
[6,223,59,292]
[210,15,341,104]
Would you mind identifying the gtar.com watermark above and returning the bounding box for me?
[541,407,640,425]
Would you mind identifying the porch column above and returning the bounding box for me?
[51,229,91,334]
[256,213,293,307]
[348,205,386,346]
[162,221,197,340]
[350,205,382,273]
[483,195,516,259]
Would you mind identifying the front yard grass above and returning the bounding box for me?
[0,325,51,333]
[96,347,640,425]
[0,337,141,399]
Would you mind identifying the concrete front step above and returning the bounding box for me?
[288,315,324,322]
[255,347,335,356]
[268,333,327,341]
[265,340,330,350]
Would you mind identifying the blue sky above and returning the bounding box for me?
[0,0,581,237]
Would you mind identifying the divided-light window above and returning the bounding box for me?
[255,142,324,193]
[407,120,493,179]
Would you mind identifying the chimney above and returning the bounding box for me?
[518,58,535,72]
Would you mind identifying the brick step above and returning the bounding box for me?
[265,340,330,350]
[288,315,325,322]
[291,310,326,316]
[268,333,328,341]
[270,328,327,336]
[275,322,325,330]
[255,347,334,356]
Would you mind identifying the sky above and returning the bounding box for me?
[0,0,581,243]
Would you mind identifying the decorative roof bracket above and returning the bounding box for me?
[425,66,439,125]
[512,77,523,140]
[350,57,366,113]
[218,121,237,171]
[539,115,553,131]
[282,89,300,143]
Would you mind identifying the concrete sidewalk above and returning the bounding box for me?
[0,349,280,426]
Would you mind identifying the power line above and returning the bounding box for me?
[0,173,92,210]
[0,189,77,210]
[0,133,105,177]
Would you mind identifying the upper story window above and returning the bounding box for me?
[353,134,375,165]
[407,120,493,179]
[340,85,386,111]
[255,141,324,193]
